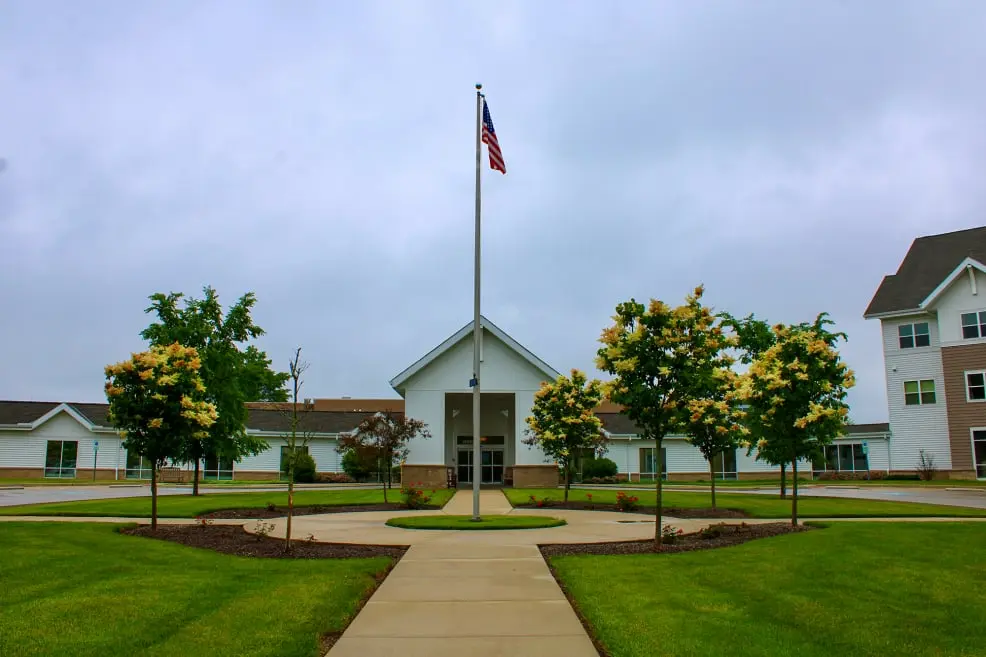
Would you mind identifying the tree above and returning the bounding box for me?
[684,368,748,510]
[338,413,431,503]
[736,313,856,525]
[596,285,729,549]
[281,347,313,552]
[523,369,608,502]
[104,343,217,530]
[140,286,289,495]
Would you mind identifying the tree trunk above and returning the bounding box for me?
[779,463,787,499]
[150,460,158,531]
[285,477,294,552]
[655,438,664,551]
[382,457,389,504]
[709,459,717,510]
[791,459,799,527]
[192,459,200,496]
[564,459,571,503]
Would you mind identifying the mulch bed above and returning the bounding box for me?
[514,501,749,519]
[120,524,409,560]
[199,502,439,519]
[539,521,813,557]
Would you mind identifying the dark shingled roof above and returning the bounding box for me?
[596,413,641,435]
[865,226,986,316]
[0,401,390,434]
[844,422,890,435]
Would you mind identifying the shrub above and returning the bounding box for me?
[529,495,554,508]
[318,472,355,484]
[292,452,317,483]
[615,491,639,512]
[341,450,372,482]
[884,473,921,481]
[816,470,886,481]
[584,476,619,484]
[400,482,433,509]
[917,450,938,481]
[661,523,684,544]
[583,458,618,479]
[265,502,277,512]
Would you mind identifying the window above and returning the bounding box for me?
[203,454,234,480]
[812,443,869,474]
[639,447,668,480]
[279,445,309,479]
[711,449,738,480]
[125,452,153,479]
[973,430,986,479]
[961,312,986,339]
[45,440,78,478]
[904,380,936,405]
[967,372,986,401]
[898,322,930,348]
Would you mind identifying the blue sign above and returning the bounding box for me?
[861,441,868,455]
[93,440,99,448]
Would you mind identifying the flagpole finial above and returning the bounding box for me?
[475,83,482,91]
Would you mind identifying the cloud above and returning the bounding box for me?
[1,0,984,423]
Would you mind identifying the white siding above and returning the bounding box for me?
[0,431,48,468]
[880,317,951,470]
[933,268,986,347]
[402,328,552,465]
[610,438,812,476]
[238,437,342,473]
[0,412,126,476]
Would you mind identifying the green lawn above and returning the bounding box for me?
[0,488,454,517]
[550,522,986,656]
[0,522,393,657]
[508,487,986,517]
[385,514,566,530]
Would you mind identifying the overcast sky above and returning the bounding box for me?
[2,1,984,423]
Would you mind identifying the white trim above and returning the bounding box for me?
[964,370,986,403]
[971,427,986,480]
[896,321,932,350]
[920,257,986,309]
[30,403,95,432]
[388,315,561,392]
[863,308,928,320]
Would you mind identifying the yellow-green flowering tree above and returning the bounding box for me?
[597,285,728,548]
[684,368,748,510]
[523,369,607,502]
[736,313,855,525]
[104,343,217,529]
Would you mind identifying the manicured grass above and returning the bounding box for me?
[507,487,986,517]
[385,514,566,530]
[587,478,986,488]
[0,488,454,517]
[550,522,986,656]
[0,522,393,657]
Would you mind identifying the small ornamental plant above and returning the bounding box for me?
[661,523,684,545]
[586,492,594,509]
[400,482,433,509]
[615,491,639,512]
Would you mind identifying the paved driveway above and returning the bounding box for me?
[741,485,986,509]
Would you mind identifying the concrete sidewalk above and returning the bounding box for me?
[326,490,597,657]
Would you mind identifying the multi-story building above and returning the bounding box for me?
[865,225,986,479]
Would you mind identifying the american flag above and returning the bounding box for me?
[481,99,506,174]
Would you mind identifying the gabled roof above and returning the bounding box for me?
[865,226,986,317]
[0,400,392,436]
[388,315,561,392]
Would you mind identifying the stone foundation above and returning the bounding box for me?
[401,464,449,489]
[512,464,559,488]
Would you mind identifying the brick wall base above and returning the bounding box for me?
[512,464,559,488]
[401,464,449,489]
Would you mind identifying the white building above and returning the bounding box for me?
[865,225,986,479]
[0,315,888,484]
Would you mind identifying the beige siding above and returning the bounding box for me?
[941,344,986,472]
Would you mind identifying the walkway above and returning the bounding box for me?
[327,490,596,657]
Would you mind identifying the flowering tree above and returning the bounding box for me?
[684,368,748,510]
[104,343,217,529]
[523,369,607,502]
[736,313,855,525]
[337,412,431,503]
[141,286,288,495]
[596,285,730,548]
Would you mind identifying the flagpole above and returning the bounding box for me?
[472,83,483,521]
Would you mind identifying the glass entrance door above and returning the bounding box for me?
[456,437,505,485]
